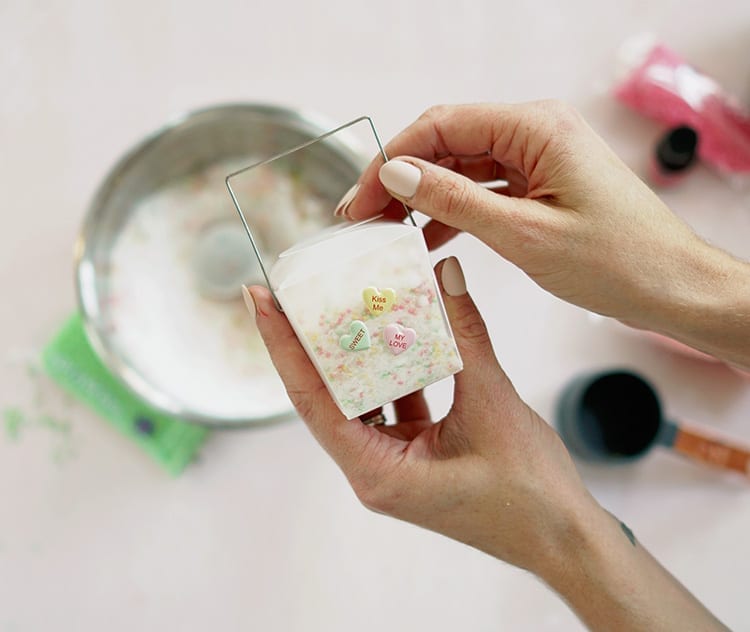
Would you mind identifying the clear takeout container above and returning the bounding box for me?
[269,217,463,419]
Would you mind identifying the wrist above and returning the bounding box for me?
[626,237,750,369]
[535,497,730,631]
[536,503,653,630]
[530,493,612,587]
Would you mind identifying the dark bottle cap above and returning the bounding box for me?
[655,126,698,173]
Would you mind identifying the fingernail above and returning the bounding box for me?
[441,257,467,296]
[241,284,257,318]
[379,160,421,198]
[334,183,360,217]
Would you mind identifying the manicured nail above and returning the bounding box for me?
[241,285,257,318]
[379,160,421,198]
[441,257,467,296]
[334,183,360,217]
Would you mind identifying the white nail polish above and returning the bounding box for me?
[441,257,467,296]
[379,160,421,198]
[334,183,360,217]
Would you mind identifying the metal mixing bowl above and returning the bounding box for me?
[75,103,366,426]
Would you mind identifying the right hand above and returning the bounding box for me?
[344,102,742,346]
[245,258,596,575]
[247,258,730,632]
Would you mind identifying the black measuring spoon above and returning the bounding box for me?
[557,370,750,479]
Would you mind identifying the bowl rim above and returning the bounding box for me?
[75,101,368,427]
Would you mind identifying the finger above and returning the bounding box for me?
[434,154,522,196]
[393,390,430,422]
[367,392,432,442]
[346,154,507,223]
[422,219,461,251]
[422,154,512,250]
[245,285,374,468]
[434,258,513,402]
[378,421,432,442]
[347,103,534,221]
[436,154,506,184]
[503,167,529,197]
[389,104,527,161]
[375,156,542,253]
[379,197,411,223]
[345,151,389,220]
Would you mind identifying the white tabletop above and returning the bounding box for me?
[2,2,750,630]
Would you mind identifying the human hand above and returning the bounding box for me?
[243,257,730,630]
[340,103,750,367]
[244,257,597,574]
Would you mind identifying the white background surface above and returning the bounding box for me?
[2,1,750,630]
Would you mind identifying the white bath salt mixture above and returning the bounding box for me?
[271,220,463,419]
[108,159,332,420]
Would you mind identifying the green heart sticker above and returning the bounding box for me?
[339,320,371,352]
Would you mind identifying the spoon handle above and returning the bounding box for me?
[671,424,750,478]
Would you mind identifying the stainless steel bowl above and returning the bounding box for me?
[75,103,366,426]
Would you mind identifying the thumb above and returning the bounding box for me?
[435,258,518,412]
[379,157,525,238]
[244,284,371,471]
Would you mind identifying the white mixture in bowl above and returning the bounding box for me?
[107,159,333,421]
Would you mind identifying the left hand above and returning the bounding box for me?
[243,257,597,574]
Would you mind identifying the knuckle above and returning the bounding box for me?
[540,99,582,134]
[429,174,474,218]
[420,104,451,122]
[352,478,396,515]
[286,384,330,422]
[286,389,315,421]
[355,488,382,513]
[512,209,564,249]
[451,299,489,344]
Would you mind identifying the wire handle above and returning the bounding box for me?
[225,115,416,308]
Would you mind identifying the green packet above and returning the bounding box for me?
[42,313,209,475]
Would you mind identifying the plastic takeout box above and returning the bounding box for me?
[269,217,463,418]
[226,116,463,419]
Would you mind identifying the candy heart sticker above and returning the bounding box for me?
[362,287,396,315]
[339,320,371,352]
[384,323,416,355]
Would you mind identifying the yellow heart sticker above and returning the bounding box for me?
[362,287,396,315]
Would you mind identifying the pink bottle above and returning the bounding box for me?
[615,43,750,178]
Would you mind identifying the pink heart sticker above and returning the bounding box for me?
[384,323,416,355]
